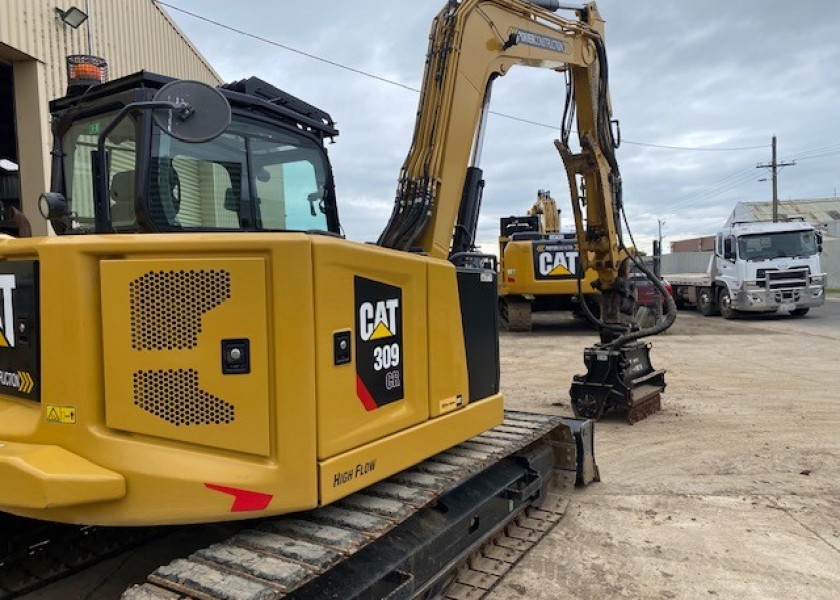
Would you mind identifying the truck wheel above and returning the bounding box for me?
[789,307,810,317]
[697,288,718,316]
[718,288,738,320]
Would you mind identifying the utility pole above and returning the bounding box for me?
[756,136,795,222]
[655,218,665,275]
[652,219,665,323]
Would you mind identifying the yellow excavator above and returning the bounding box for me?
[0,1,671,597]
[498,190,601,330]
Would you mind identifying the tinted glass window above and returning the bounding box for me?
[62,112,137,231]
[738,231,817,260]
[150,116,330,231]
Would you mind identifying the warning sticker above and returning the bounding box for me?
[46,405,77,424]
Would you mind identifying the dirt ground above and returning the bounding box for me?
[488,301,840,600]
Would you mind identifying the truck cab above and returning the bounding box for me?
[671,220,826,318]
[715,221,826,315]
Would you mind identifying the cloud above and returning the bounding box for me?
[163,0,840,252]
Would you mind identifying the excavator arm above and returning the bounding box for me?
[379,0,622,292]
[381,0,673,421]
[528,190,561,234]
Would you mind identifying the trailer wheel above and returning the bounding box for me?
[718,288,738,320]
[789,307,810,317]
[697,288,718,316]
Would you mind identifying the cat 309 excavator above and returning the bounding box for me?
[0,1,670,598]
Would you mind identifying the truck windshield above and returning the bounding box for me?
[150,115,331,232]
[738,231,817,260]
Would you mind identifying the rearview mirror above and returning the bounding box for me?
[723,237,735,261]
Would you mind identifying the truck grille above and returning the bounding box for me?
[757,268,809,290]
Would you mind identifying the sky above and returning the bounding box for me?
[159,0,840,254]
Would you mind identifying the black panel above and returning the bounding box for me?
[500,215,539,237]
[0,260,40,401]
[456,267,499,402]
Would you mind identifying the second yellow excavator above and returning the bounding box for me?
[498,190,601,330]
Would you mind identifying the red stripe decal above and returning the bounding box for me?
[356,375,379,411]
[204,483,273,512]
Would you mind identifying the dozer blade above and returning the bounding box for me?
[120,412,596,600]
[569,342,666,424]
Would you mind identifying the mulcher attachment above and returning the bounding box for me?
[570,342,666,424]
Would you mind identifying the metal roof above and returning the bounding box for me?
[726,198,840,227]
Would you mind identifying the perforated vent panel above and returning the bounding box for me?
[130,270,231,351]
[133,369,235,426]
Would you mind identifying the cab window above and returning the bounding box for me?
[150,116,332,232]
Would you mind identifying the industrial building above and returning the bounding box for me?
[726,197,840,229]
[0,0,220,236]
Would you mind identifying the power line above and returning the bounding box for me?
[785,142,840,161]
[158,1,770,154]
[793,149,840,162]
[621,140,765,151]
[651,168,760,217]
[156,1,420,92]
[662,165,757,207]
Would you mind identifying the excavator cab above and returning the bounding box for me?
[44,72,341,238]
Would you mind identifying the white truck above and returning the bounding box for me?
[668,220,827,319]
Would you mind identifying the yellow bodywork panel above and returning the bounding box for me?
[0,233,495,526]
[0,442,125,509]
[499,238,597,297]
[319,393,502,503]
[427,260,470,417]
[101,257,271,456]
[312,237,429,460]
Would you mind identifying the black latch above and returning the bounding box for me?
[334,331,351,365]
[221,339,250,374]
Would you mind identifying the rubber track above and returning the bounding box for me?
[123,411,568,600]
[0,525,167,599]
[442,494,569,599]
[501,299,532,332]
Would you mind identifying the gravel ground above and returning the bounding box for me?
[489,303,840,600]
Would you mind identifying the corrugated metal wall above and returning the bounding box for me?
[0,0,220,101]
[820,238,840,289]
